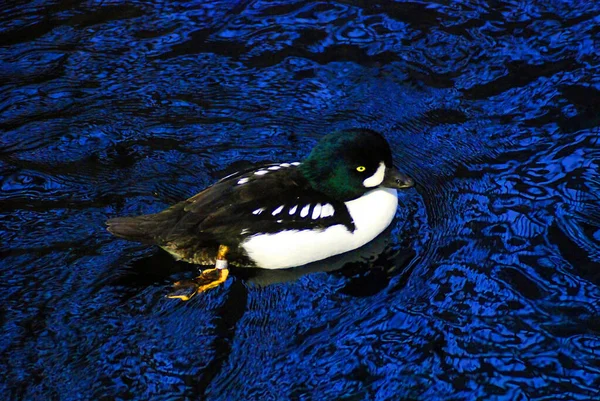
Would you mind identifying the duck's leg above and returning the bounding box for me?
[167,245,230,301]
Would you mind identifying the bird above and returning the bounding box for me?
[106,128,414,300]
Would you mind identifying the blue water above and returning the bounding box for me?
[2,1,600,400]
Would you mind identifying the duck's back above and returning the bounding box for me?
[106,163,325,248]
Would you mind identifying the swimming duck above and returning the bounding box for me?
[106,129,414,300]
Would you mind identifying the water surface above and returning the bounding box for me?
[1,1,600,400]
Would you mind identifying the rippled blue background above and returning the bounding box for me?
[2,1,600,400]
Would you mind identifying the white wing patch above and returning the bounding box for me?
[283,203,336,219]
[320,203,335,218]
[311,203,322,219]
[363,161,386,188]
[220,171,239,181]
[236,162,301,185]
[252,208,265,215]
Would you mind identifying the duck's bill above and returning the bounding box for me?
[383,167,414,189]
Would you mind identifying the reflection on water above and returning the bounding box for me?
[1,1,600,399]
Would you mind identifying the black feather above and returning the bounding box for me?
[106,164,355,258]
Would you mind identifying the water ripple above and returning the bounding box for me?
[2,0,600,400]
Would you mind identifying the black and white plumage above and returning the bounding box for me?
[106,129,414,270]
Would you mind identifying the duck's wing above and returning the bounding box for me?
[171,164,357,244]
[106,164,354,247]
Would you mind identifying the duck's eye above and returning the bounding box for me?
[356,166,366,172]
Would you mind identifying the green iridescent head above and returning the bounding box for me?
[299,129,414,201]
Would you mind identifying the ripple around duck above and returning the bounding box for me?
[1,0,600,399]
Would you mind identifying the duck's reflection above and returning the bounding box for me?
[115,226,414,298]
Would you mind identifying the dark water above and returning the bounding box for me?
[2,1,600,399]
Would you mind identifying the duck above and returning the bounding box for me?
[106,128,414,300]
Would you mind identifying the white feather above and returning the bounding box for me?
[220,171,239,181]
[321,203,334,217]
[300,205,310,218]
[242,188,398,269]
[311,203,322,219]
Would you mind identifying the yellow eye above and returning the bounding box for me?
[356,166,366,172]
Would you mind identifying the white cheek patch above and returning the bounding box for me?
[362,162,386,188]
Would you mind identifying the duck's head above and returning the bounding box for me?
[299,129,414,201]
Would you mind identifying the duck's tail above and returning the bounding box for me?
[106,213,172,244]
[107,202,212,246]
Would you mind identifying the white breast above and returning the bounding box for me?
[241,188,398,269]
